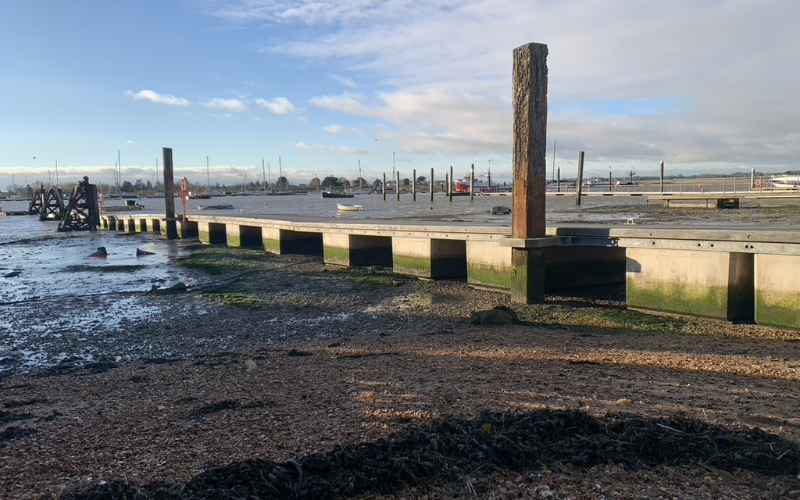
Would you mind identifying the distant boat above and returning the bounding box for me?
[197,204,234,210]
[337,203,364,212]
[266,191,308,196]
[322,191,354,199]
[190,193,211,200]
[102,199,145,212]
[772,176,800,190]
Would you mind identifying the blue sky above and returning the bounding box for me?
[1,1,380,183]
[1,1,798,187]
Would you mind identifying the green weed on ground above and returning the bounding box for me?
[177,248,274,275]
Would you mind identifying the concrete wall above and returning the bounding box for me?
[197,221,226,244]
[755,254,800,329]
[324,233,392,267]
[626,248,753,321]
[467,240,512,289]
[392,238,466,279]
[544,246,626,290]
[262,227,282,254]
[226,224,242,247]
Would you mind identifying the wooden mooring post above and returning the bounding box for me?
[448,165,453,202]
[163,147,178,239]
[576,151,585,207]
[470,163,475,201]
[510,42,548,304]
[396,171,401,201]
[429,168,434,203]
[556,166,560,192]
[382,173,386,201]
[412,168,417,201]
[660,160,665,193]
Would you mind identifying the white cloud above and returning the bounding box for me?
[294,140,367,155]
[323,124,344,134]
[212,0,800,168]
[215,0,450,25]
[309,94,372,115]
[127,89,190,107]
[255,97,296,115]
[330,74,358,88]
[206,98,248,112]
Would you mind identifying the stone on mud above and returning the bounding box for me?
[470,305,520,325]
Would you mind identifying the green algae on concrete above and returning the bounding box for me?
[263,238,281,254]
[226,231,241,248]
[626,278,729,320]
[323,245,350,266]
[393,254,432,277]
[756,291,800,329]
[468,263,512,290]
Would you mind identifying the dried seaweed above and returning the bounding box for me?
[59,409,799,499]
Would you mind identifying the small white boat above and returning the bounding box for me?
[337,203,364,212]
[771,175,800,190]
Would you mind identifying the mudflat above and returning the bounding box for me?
[1,247,799,499]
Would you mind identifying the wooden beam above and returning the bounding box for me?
[510,42,548,304]
[162,147,178,239]
[511,42,548,239]
[429,167,434,203]
[576,151,584,207]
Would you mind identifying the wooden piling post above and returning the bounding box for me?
[412,168,417,201]
[510,42,548,304]
[660,160,665,193]
[382,173,386,201]
[750,167,755,191]
[470,163,475,200]
[556,166,560,192]
[430,168,434,203]
[162,147,178,239]
[576,151,584,206]
[448,165,453,202]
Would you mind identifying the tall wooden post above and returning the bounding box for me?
[412,168,417,201]
[396,171,401,201]
[430,168,434,203]
[659,160,665,193]
[510,42,548,304]
[162,147,178,239]
[556,166,560,192]
[470,163,475,200]
[382,173,386,201]
[750,167,755,191]
[448,165,453,202]
[576,151,584,206]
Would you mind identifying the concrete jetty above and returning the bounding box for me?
[97,42,800,331]
[100,213,800,330]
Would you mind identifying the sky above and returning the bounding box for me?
[1,0,798,187]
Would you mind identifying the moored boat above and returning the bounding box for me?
[322,191,354,199]
[336,203,364,212]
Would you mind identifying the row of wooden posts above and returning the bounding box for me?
[379,164,477,202]
[159,42,558,305]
